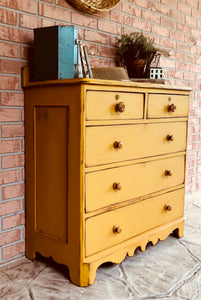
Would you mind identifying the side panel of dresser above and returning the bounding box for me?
[25,84,89,286]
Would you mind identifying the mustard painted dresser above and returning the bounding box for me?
[23,73,190,286]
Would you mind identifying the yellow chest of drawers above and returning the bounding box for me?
[24,75,190,286]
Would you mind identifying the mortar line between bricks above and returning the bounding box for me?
[0,167,24,173]
[1,242,25,257]
[1,168,25,175]
[0,180,24,187]
[0,72,21,77]
[0,22,33,31]
[0,121,24,125]
[0,137,24,141]
[17,8,20,27]
[20,226,24,240]
[0,197,23,203]
[17,9,64,20]
[2,223,25,232]
[1,152,25,157]
[2,252,25,264]
[0,55,30,62]
[1,211,24,220]
[0,40,30,47]
[0,6,23,15]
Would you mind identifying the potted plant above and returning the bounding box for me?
[115,32,169,78]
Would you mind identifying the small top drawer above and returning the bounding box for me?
[148,94,189,118]
[86,91,144,120]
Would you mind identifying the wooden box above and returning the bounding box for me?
[34,26,78,81]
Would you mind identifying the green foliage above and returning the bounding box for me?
[115,32,169,67]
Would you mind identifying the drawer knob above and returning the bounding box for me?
[113,225,122,234]
[114,141,123,149]
[115,102,125,113]
[113,182,122,190]
[166,134,174,141]
[165,170,173,176]
[168,103,177,112]
[164,204,172,211]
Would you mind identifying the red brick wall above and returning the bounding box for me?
[0,0,200,265]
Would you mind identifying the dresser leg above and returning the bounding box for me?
[69,263,91,287]
[25,248,36,261]
[172,222,184,238]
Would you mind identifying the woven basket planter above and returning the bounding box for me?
[67,0,121,14]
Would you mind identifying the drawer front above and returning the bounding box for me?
[148,94,189,118]
[85,122,187,167]
[86,91,144,120]
[86,155,185,212]
[85,189,184,256]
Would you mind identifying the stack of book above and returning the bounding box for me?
[76,41,93,78]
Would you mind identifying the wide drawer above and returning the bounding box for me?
[85,189,184,256]
[148,94,189,118]
[86,155,185,212]
[86,90,144,120]
[85,122,187,167]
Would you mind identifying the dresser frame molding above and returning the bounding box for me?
[23,69,191,286]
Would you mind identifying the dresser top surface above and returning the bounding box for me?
[25,78,192,91]
[22,68,191,92]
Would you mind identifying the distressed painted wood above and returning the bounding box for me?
[148,94,189,118]
[85,189,184,257]
[23,69,190,286]
[86,155,185,212]
[85,122,187,166]
[86,90,144,120]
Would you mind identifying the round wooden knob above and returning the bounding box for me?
[165,170,173,176]
[115,102,125,113]
[114,141,123,149]
[166,134,174,141]
[164,205,172,211]
[113,182,122,190]
[168,103,176,112]
[113,225,122,234]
